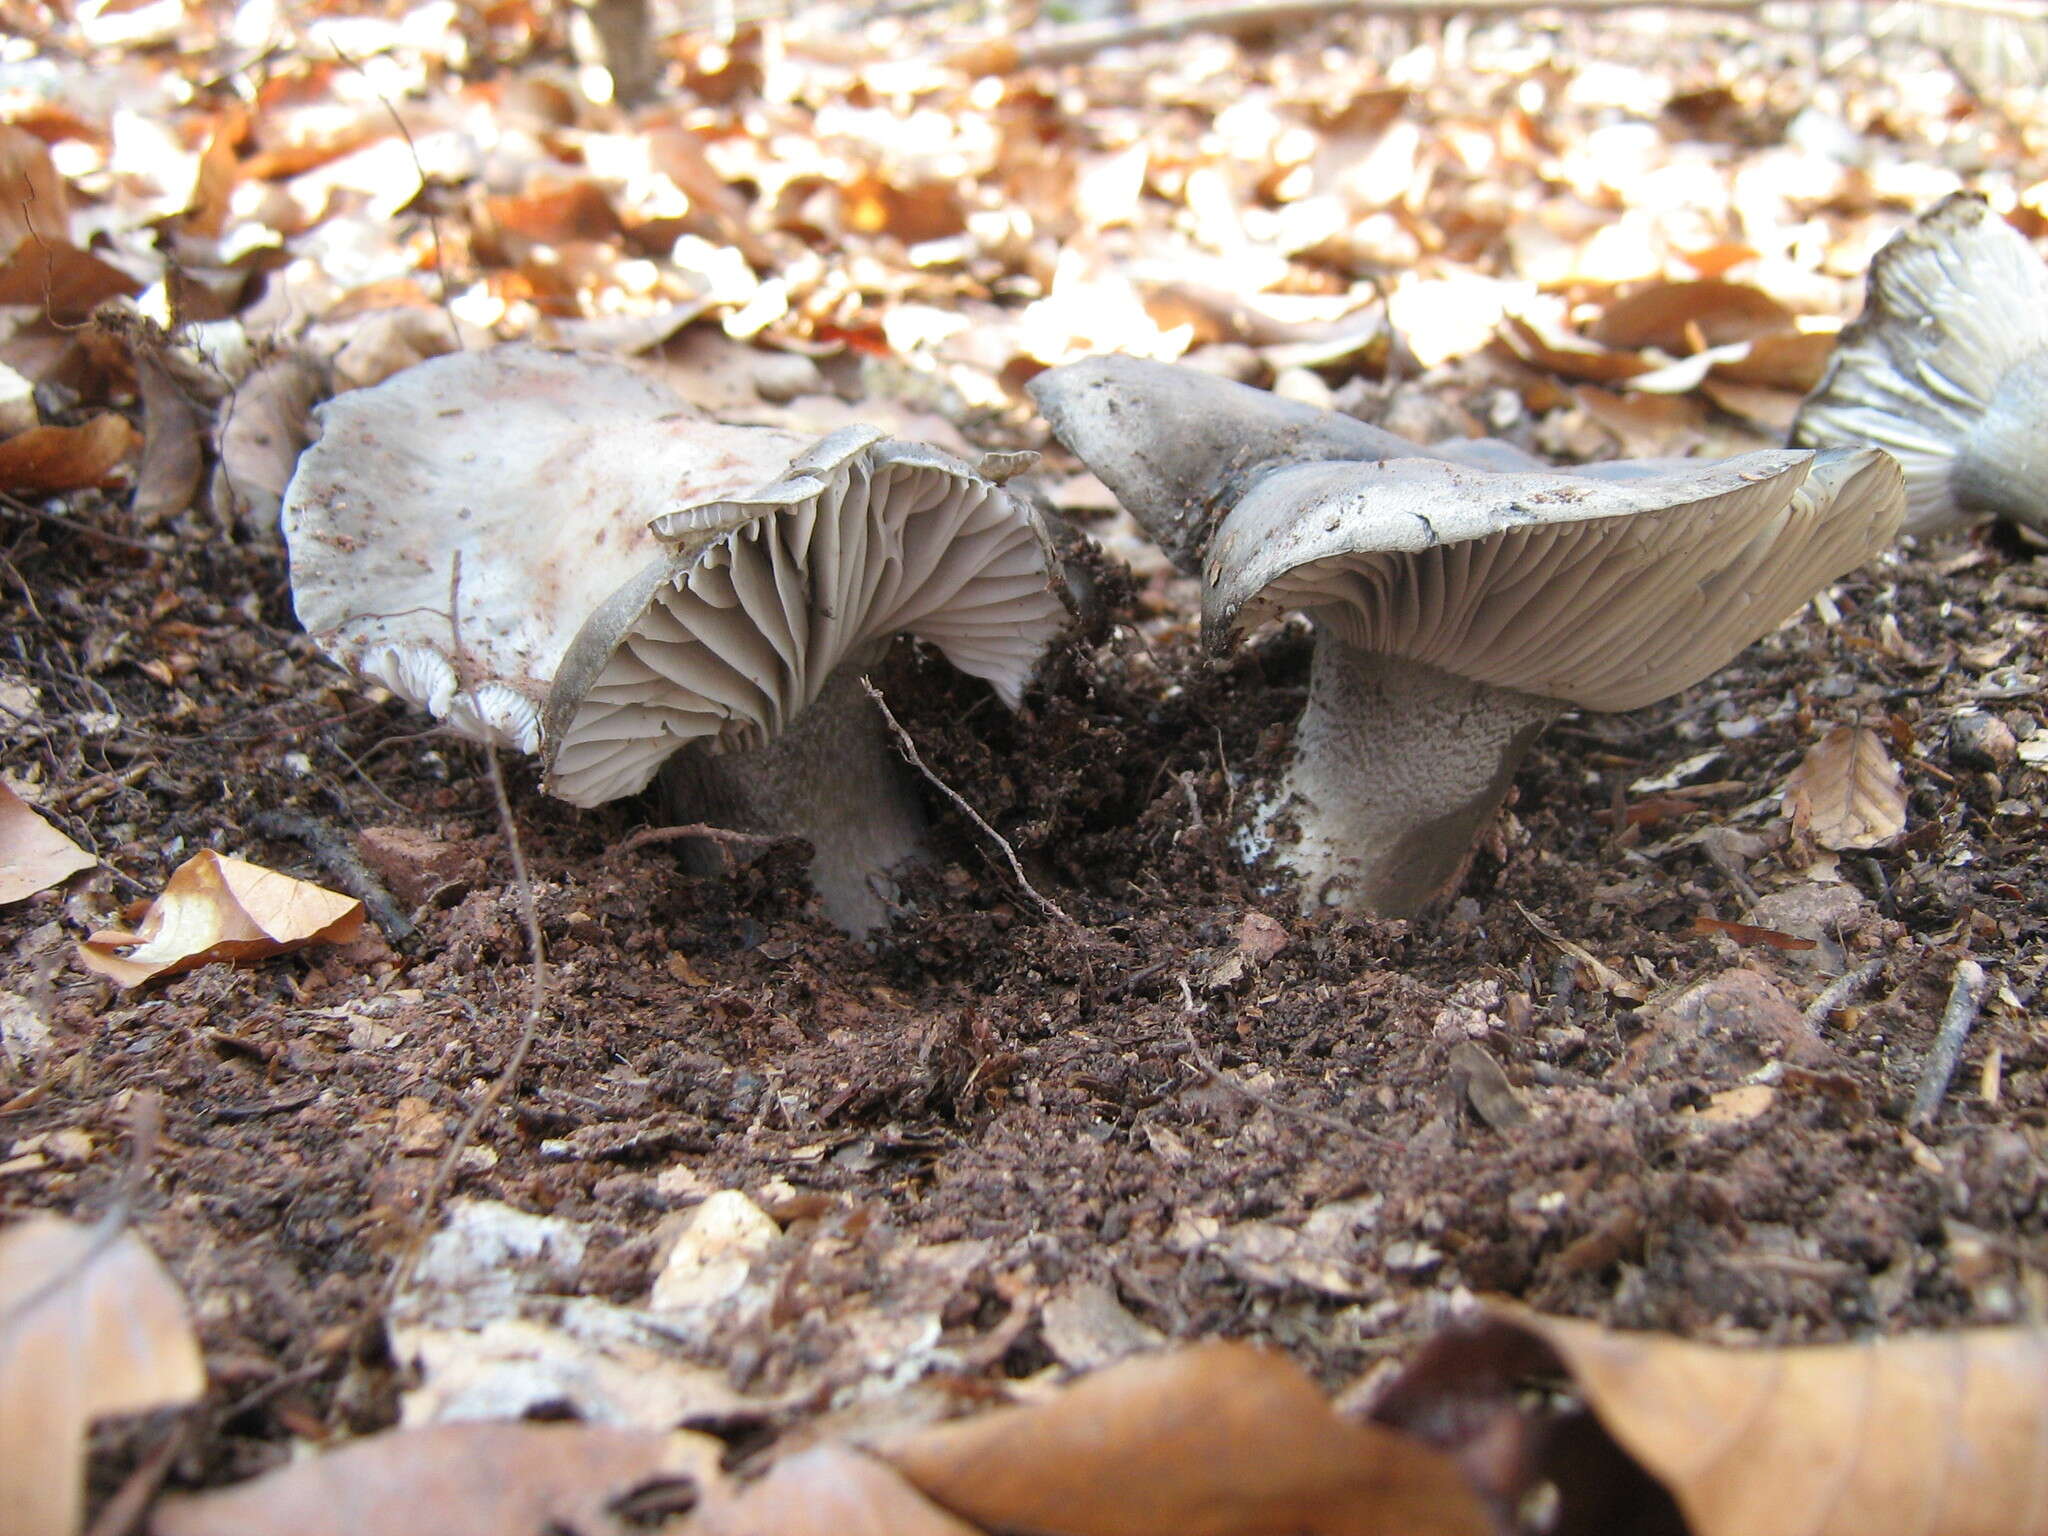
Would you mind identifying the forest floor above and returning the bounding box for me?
[2,0,2047,1528]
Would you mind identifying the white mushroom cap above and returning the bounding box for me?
[1792,193,2048,537]
[543,426,1066,806]
[283,345,807,754]
[284,345,1065,814]
[1206,446,1905,711]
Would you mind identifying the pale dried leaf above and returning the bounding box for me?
[213,351,324,533]
[885,1341,1493,1536]
[0,1214,205,1536]
[0,413,140,494]
[76,850,364,986]
[152,1423,719,1536]
[0,781,95,903]
[1782,726,1907,850]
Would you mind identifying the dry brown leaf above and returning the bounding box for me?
[884,1341,1493,1536]
[0,781,95,902]
[1698,377,1803,435]
[0,124,68,255]
[76,850,364,987]
[0,239,141,323]
[1591,279,1793,351]
[131,352,206,527]
[1713,329,1833,392]
[693,1444,982,1536]
[1381,1303,2048,1536]
[1571,384,1706,458]
[152,1423,720,1536]
[0,412,140,494]
[1497,313,1650,384]
[0,1214,206,1536]
[1782,726,1907,851]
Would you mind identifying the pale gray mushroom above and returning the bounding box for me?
[1792,193,2048,538]
[285,345,1066,933]
[1033,358,1903,917]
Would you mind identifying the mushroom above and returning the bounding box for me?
[1033,357,1903,917]
[1792,192,2048,538]
[284,344,1067,933]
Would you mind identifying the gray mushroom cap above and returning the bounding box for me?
[1792,193,2048,537]
[1205,446,1904,712]
[1027,353,1538,575]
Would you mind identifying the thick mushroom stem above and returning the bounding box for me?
[659,659,927,936]
[1253,635,1560,918]
[1956,351,2048,528]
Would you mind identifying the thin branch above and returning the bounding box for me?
[942,0,1767,71]
[616,821,782,869]
[860,675,1079,931]
[1800,956,1885,1030]
[1912,958,1992,1128]
[248,807,418,949]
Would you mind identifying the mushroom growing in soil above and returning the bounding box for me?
[1792,192,2048,538]
[284,344,1066,933]
[1033,357,1903,917]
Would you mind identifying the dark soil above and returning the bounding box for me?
[6,466,2046,1496]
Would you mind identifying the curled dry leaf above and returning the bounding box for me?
[130,352,206,527]
[692,1444,983,1536]
[0,780,95,903]
[1782,725,1908,850]
[0,412,140,494]
[76,850,364,987]
[0,1214,206,1536]
[212,350,324,533]
[883,1340,1493,1536]
[1375,1302,2048,1536]
[151,1423,721,1536]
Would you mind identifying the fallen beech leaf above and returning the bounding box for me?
[0,125,68,255]
[1497,313,1650,384]
[885,1341,1492,1536]
[1592,279,1793,351]
[1571,384,1706,457]
[77,850,364,986]
[0,240,142,323]
[152,1423,718,1536]
[213,351,323,533]
[1,1214,206,1536]
[1378,1303,2048,1536]
[694,1444,981,1536]
[0,781,95,902]
[1782,726,1907,850]
[0,413,140,493]
[131,352,205,526]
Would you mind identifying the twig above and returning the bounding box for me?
[860,675,1079,931]
[1179,1014,1391,1148]
[382,558,550,1309]
[1800,956,1886,1030]
[248,808,417,948]
[1911,958,1992,1128]
[942,0,1766,70]
[616,821,782,869]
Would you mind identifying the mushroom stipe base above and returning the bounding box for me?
[658,659,926,937]
[1255,638,1558,919]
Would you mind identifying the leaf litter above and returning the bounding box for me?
[3,0,2048,1532]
